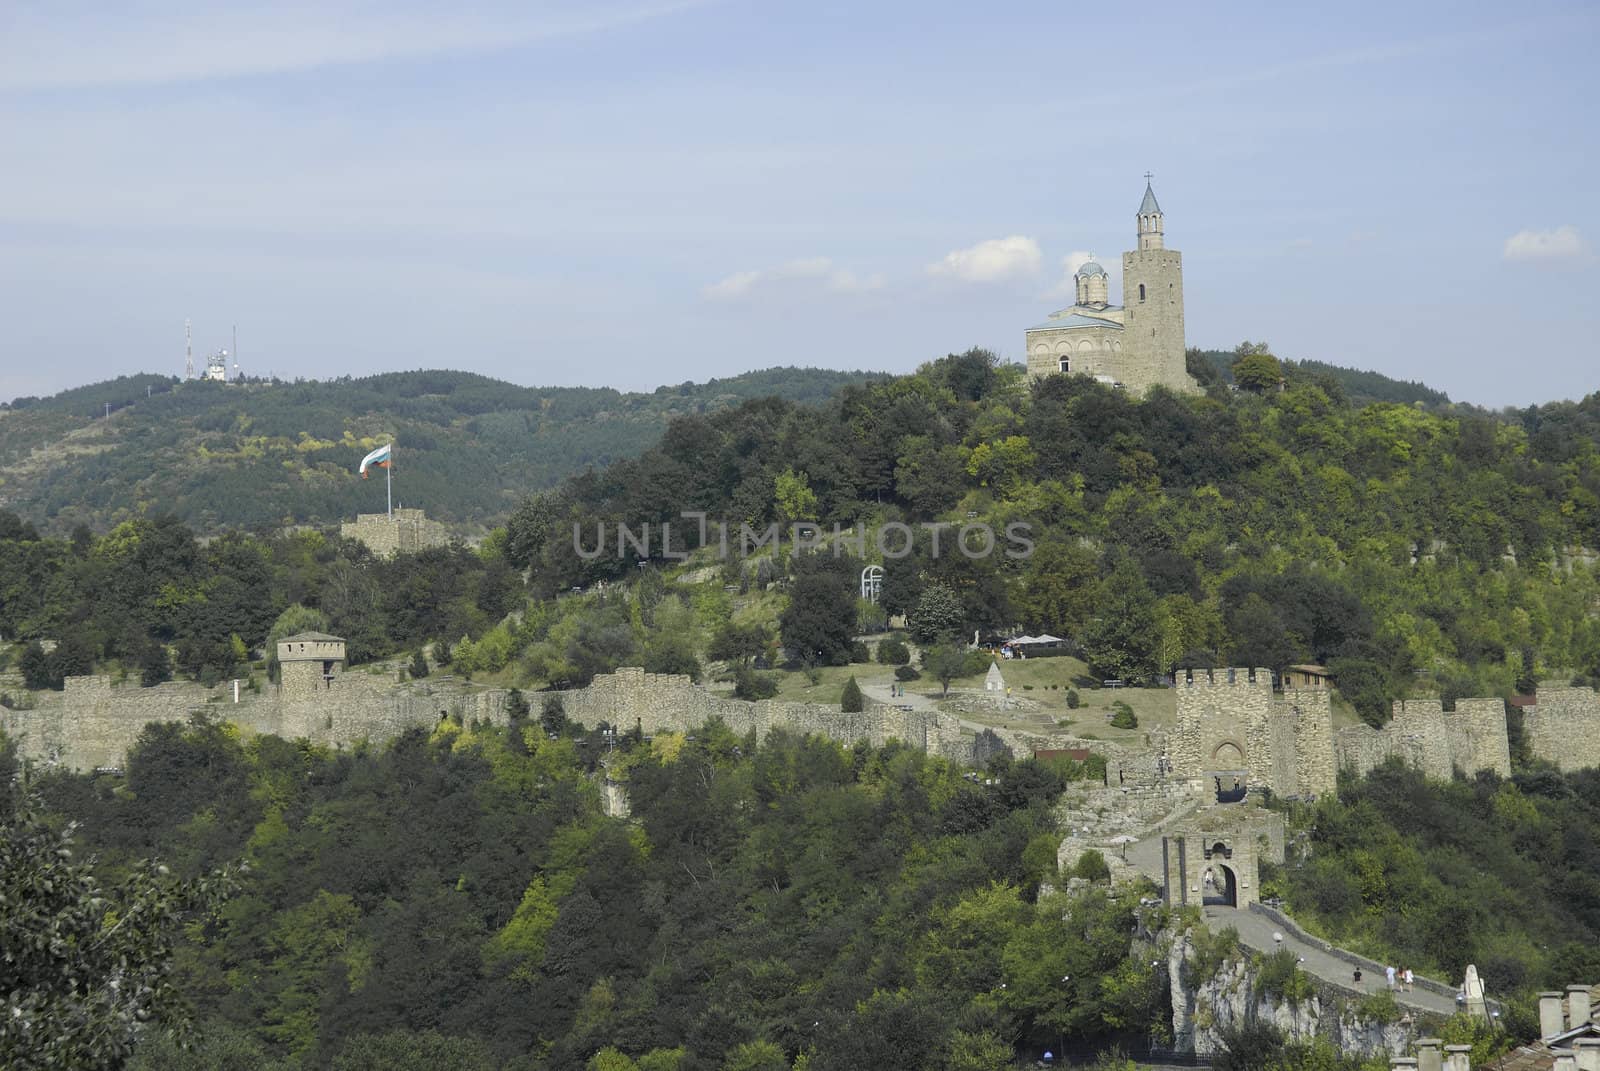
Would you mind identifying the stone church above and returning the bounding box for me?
[1025,181,1200,396]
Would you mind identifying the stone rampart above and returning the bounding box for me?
[1,665,973,772]
[554,667,970,761]
[1336,698,1512,781]
[1522,687,1600,772]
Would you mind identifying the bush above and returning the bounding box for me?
[1065,688,1081,709]
[1253,949,1314,1007]
[894,665,921,682]
[840,676,864,712]
[409,649,430,679]
[734,664,780,700]
[1073,849,1111,882]
[876,638,910,665]
[1355,989,1400,1025]
[1110,701,1137,729]
[849,641,871,664]
[540,694,567,736]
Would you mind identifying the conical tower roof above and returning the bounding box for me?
[1139,182,1161,215]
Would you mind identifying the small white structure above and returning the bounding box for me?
[985,662,1006,692]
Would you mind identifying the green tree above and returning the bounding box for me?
[924,643,971,697]
[1231,349,1283,393]
[1079,560,1159,680]
[909,582,965,644]
[779,554,856,665]
[876,637,910,665]
[0,795,237,1070]
[332,1030,497,1071]
[541,694,568,736]
[774,468,819,524]
[408,648,430,679]
[840,676,864,713]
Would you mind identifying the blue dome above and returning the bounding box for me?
[1076,260,1107,278]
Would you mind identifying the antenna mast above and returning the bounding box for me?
[232,324,239,379]
[185,319,194,380]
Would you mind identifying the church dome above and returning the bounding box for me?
[1076,260,1107,278]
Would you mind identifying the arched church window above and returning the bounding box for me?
[1059,357,1070,373]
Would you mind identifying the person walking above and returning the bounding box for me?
[1403,967,1414,993]
[1385,964,1397,990]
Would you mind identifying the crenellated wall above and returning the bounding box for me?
[1171,669,1337,797]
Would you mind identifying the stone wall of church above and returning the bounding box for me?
[1025,324,1125,381]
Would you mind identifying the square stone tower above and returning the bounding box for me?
[277,631,346,702]
[1121,182,1191,395]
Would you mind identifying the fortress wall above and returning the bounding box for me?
[1266,708,1297,797]
[1523,688,1600,772]
[1172,668,1275,784]
[1337,698,1514,781]
[1448,699,1512,777]
[1284,689,1337,796]
[553,667,971,760]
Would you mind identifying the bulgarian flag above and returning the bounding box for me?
[359,443,392,478]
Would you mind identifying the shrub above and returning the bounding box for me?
[734,664,780,700]
[1073,849,1111,882]
[1110,701,1137,729]
[1253,949,1314,1007]
[1355,989,1400,1025]
[840,676,864,712]
[894,665,921,682]
[409,649,430,679]
[849,641,871,664]
[1066,688,1081,709]
[540,694,567,736]
[876,638,910,666]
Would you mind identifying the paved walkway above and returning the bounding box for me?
[1200,904,1459,1017]
[1122,827,1459,1018]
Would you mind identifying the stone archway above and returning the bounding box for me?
[1211,740,1245,767]
[1160,827,1265,911]
[1202,862,1238,907]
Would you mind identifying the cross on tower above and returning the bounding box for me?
[1144,171,1154,183]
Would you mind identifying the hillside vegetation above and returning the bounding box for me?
[504,349,1600,721]
[11,717,1166,1069]
[0,367,874,534]
[4,349,1600,723]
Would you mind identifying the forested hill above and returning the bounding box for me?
[1188,347,1452,408]
[508,350,1600,721]
[0,367,876,533]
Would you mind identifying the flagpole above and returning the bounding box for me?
[386,445,392,518]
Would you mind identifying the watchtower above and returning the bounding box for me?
[277,631,346,701]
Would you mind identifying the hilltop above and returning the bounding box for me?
[0,367,876,534]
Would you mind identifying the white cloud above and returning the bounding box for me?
[926,236,1042,283]
[1503,225,1588,262]
[1046,249,1096,300]
[702,257,883,301]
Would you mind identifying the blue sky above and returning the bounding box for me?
[1,0,1595,406]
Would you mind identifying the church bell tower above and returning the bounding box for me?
[1121,177,1191,394]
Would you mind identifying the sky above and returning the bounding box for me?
[1,0,1596,407]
